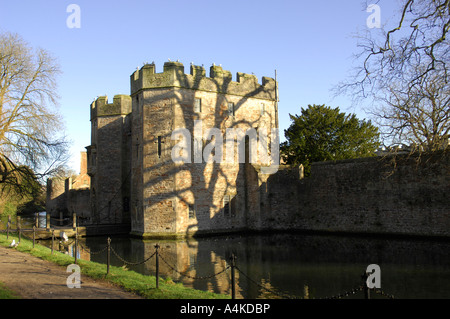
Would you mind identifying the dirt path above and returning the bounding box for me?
[0,245,143,299]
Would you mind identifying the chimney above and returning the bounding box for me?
[80,151,87,175]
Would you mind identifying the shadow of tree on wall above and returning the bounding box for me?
[131,62,278,238]
[82,62,281,297]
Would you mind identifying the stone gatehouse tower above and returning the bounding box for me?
[87,95,132,225]
[87,61,278,238]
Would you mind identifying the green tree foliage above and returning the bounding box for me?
[0,165,45,217]
[281,104,380,175]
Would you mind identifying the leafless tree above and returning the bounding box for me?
[0,32,69,196]
[338,0,450,153]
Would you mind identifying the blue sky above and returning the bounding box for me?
[0,0,400,173]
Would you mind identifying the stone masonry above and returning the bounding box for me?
[86,95,132,225]
[48,60,449,239]
[261,151,450,238]
[46,151,91,222]
[86,61,278,238]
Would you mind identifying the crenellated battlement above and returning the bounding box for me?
[130,61,277,100]
[90,94,132,120]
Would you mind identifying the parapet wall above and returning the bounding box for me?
[130,61,277,101]
[262,151,450,238]
[90,95,132,120]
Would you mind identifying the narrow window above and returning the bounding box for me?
[157,136,162,158]
[194,98,202,113]
[136,95,140,115]
[228,102,235,117]
[188,204,195,219]
[260,102,265,115]
[223,195,231,218]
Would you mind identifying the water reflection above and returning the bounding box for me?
[2,214,450,299]
[0,212,47,229]
[84,233,450,299]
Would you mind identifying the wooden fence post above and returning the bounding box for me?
[6,215,11,239]
[51,230,55,255]
[33,226,36,248]
[17,216,21,243]
[74,229,78,264]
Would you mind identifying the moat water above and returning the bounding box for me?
[2,213,450,299]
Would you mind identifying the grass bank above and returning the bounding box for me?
[0,282,20,299]
[0,232,229,299]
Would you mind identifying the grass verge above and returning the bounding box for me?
[0,232,229,299]
[0,282,20,299]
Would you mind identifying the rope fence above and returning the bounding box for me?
[1,220,396,299]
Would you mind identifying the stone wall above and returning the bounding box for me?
[46,152,91,221]
[88,95,132,225]
[82,61,450,239]
[46,177,90,220]
[129,61,277,238]
[130,62,277,101]
[66,188,91,220]
[261,151,450,238]
[46,177,66,217]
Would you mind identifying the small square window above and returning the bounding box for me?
[194,98,202,113]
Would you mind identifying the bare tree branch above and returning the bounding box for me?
[336,0,450,154]
[0,32,69,196]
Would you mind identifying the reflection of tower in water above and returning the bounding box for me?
[136,239,244,298]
